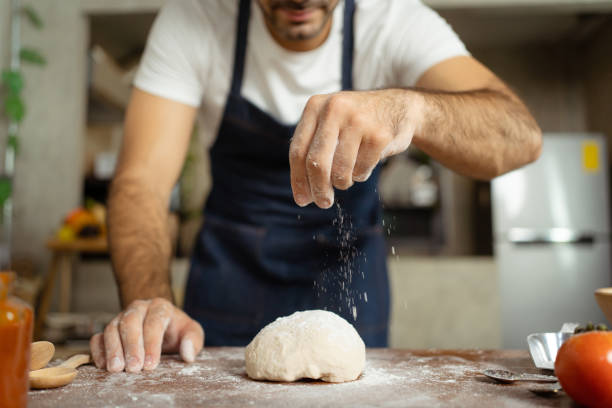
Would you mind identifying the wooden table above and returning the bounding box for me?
[29,348,575,407]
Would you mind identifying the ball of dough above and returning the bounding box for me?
[245,310,365,383]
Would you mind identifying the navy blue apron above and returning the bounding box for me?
[183,0,390,347]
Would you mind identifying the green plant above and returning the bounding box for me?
[0,1,45,265]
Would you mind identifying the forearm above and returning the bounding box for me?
[289,57,542,208]
[108,175,173,307]
[410,87,542,179]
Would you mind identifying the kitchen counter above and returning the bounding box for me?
[29,347,572,407]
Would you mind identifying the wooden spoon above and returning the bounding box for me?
[30,341,55,371]
[30,354,91,389]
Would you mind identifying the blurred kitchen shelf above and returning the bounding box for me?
[81,0,163,14]
[87,94,124,123]
[83,177,111,206]
[426,0,612,12]
[53,341,90,360]
[89,46,133,111]
[383,207,444,255]
[46,237,109,254]
[40,312,114,344]
[89,12,155,67]
[86,12,156,122]
[386,237,443,257]
[436,7,612,49]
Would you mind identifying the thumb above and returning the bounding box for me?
[179,320,205,363]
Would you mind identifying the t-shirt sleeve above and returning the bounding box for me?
[133,0,211,107]
[385,0,470,87]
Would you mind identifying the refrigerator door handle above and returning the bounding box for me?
[507,228,595,245]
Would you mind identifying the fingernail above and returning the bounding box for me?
[334,175,353,190]
[295,194,311,207]
[144,355,157,370]
[94,355,105,369]
[321,191,335,208]
[109,357,122,372]
[181,339,195,363]
[353,170,372,182]
[126,356,140,372]
[94,357,104,369]
[91,350,103,368]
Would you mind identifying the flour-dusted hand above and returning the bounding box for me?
[289,89,425,209]
[92,90,203,373]
[89,298,204,373]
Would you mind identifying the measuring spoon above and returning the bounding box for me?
[482,369,557,384]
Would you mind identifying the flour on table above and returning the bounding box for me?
[245,310,365,383]
[30,349,526,408]
[178,365,203,376]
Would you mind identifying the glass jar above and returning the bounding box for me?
[0,272,33,408]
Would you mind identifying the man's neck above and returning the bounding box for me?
[265,17,334,52]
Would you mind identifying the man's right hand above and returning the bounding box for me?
[89,298,204,373]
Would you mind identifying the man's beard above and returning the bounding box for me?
[261,0,337,42]
[267,0,331,11]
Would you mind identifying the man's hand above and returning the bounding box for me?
[289,57,542,210]
[92,90,201,373]
[289,89,424,209]
[90,298,204,372]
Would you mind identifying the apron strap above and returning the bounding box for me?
[230,0,251,96]
[342,0,355,90]
[230,0,356,96]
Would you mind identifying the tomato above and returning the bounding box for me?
[555,331,612,408]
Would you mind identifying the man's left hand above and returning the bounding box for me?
[289,89,423,209]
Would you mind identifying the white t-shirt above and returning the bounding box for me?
[134,0,469,148]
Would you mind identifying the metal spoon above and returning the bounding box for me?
[30,341,55,371]
[30,354,91,389]
[482,369,557,384]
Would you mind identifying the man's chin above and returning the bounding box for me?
[283,30,319,41]
[279,22,326,41]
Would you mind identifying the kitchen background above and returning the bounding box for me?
[0,0,611,350]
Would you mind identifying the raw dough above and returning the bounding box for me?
[245,310,365,383]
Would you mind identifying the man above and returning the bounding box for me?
[90,0,541,373]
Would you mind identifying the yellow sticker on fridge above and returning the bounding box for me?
[582,142,599,172]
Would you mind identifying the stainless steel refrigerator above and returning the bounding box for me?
[492,133,611,349]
